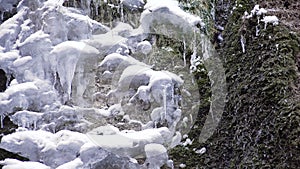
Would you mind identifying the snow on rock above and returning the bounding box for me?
[0,8,27,51]
[0,79,59,119]
[97,53,148,85]
[111,22,134,37]
[17,30,52,81]
[12,55,32,68]
[79,143,140,169]
[56,158,83,169]
[140,0,204,38]
[144,143,168,169]
[0,50,20,73]
[87,127,171,157]
[261,15,279,28]
[88,124,120,135]
[0,159,51,169]
[137,40,152,55]
[0,130,90,168]
[39,105,89,133]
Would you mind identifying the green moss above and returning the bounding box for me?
[169,0,300,168]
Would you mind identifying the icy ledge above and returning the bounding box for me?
[0,128,173,168]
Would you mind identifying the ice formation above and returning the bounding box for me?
[0,0,204,168]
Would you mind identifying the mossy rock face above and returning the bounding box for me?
[169,0,300,168]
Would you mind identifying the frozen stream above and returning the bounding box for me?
[0,0,207,168]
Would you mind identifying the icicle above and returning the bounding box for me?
[182,37,186,67]
[163,85,167,121]
[154,121,157,128]
[120,2,124,22]
[21,117,26,128]
[33,119,37,130]
[190,29,198,73]
[255,25,260,36]
[0,12,3,22]
[240,35,246,53]
[94,0,100,16]
[5,73,12,89]
[0,114,3,128]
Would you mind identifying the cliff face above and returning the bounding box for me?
[170,0,300,168]
[0,0,299,168]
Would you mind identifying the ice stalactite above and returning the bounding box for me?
[201,33,212,60]
[190,28,198,73]
[120,2,124,22]
[0,114,3,128]
[183,37,186,67]
[163,84,168,121]
[256,25,260,36]
[240,35,246,53]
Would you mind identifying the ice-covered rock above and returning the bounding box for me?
[97,53,148,86]
[39,105,87,133]
[140,0,204,39]
[137,40,152,55]
[0,159,50,169]
[79,143,140,169]
[0,8,27,51]
[10,110,42,130]
[0,130,90,168]
[144,143,168,169]
[87,127,171,157]
[0,80,58,115]
[56,158,83,169]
